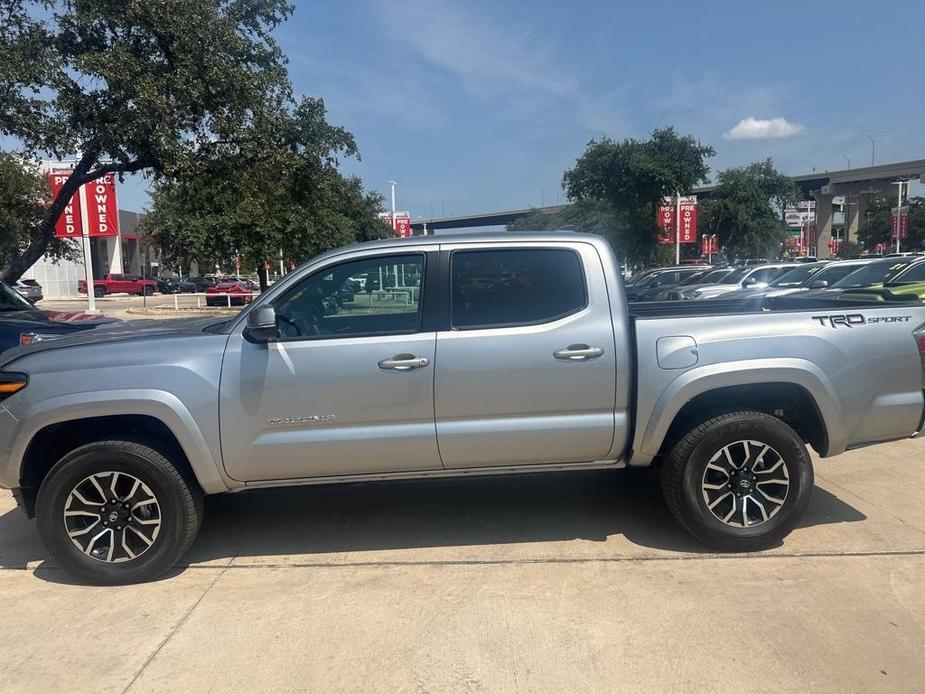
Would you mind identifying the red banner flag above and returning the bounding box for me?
[84,175,119,236]
[679,200,698,243]
[49,171,83,238]
[891,208,910,240]
[657,204,675,244]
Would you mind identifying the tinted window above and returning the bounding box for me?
[720,268,747,283]
[0,282,32,311]
[699,268,734,284]
[275,254,424,339]
[451,249,586,329]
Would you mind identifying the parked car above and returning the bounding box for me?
[78,274,157,297]
[205,281,254,306]
[675,263,797,300]
[2,232,924,584]
[188,275,219,292]
[155,277,196,294]
[13,279,43,303]
[625,267,711,302]
[718,262,830,301]
[0,281,117,352]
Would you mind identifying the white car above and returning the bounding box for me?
[678,263,797,300]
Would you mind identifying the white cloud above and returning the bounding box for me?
[723,117,806,140]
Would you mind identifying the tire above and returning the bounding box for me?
[141,286,154,296]
[661,411,813,552]
[36,440,203,585]
[93,286,106,298]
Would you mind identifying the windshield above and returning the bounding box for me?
[695,268,734,284]
[720,268,748,284]
[831,259,918,288]
[0,282,34,311]
[771,264,826,288]
[678,270,710,286]
[886,261,925,285]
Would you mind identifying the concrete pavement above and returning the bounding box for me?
[1,439,924,692]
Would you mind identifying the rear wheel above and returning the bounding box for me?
[36,440,203,585]
[141,286,154,296]
[661,411,813,551]
[93,286,106,298]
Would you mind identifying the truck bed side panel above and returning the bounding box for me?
[631,306,925,462]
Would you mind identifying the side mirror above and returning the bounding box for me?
[742,277,758,287]
[243,305,278,343]
[810,280,829,289]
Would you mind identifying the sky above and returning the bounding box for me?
[119,0,925,215]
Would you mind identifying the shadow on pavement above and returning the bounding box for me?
[1,469,866,577]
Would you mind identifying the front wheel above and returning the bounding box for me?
[93,286,106,298]
[661,411,813,552]
[36,440,203,585]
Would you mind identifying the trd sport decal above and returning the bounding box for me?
[811,314,911,328]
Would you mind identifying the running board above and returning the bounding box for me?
[235,459,627,491]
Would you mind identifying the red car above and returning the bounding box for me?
[205,281,254,307]
[78,273,158,298]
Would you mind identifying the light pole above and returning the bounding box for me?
[892,180,905,254]
[388,180,397,234]
[863,132,885,167]
[840,154,851,169]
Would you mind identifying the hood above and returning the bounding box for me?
[0,316,228,367]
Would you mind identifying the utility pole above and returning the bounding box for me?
[841,154,850,169]
[893,180,905,254]
[674,191,681,265]
[388,180,397,234]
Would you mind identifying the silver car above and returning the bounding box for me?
[12,279,42,303]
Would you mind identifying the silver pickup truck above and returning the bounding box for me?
[1,233,924,584]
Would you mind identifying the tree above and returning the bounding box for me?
[859,196,925,252]
[561,127,715,262]
[138,99,390,286]
[0,152,78,272]
[0,0,298,282]
[699,159,799,260]
[835,240,862,259]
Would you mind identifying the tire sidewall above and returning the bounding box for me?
[37,446,189,584]
[679,416,813,546]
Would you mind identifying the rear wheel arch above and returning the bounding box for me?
[657,382,829,460]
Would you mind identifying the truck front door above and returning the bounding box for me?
[434,242,619,468]
[219,249,442,482]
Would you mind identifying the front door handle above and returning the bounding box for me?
[378,354,430,371]
[554,344,604,361]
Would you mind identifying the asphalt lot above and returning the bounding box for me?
[1,438,924,693]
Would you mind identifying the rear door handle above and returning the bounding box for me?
[554,344,604,361]
[378,354,430,371]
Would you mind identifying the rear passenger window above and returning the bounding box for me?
[451,249,587,329]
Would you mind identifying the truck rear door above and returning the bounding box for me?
[434,241,619,468]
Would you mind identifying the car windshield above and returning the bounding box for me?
[678,270,710,286]
[720,268,748,284]
[0,282,34,311]
[831,259,918,288]
[695,268,734,284]
[771,264,826,288]
[886,261,925,285]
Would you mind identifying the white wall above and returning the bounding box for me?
[24,242,85,298]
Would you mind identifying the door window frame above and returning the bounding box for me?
[448,247,589,331]
[270,251,432,343]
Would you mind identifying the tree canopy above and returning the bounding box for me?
[698,159,799,259]
[0,0,348,282]
[561,127,715,262]
[859,195,925,253]
[0,152,77,272]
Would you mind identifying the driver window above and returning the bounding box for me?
[274,254,425,339]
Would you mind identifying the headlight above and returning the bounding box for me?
[681,290,702,299]
[19,333,66,347]
[0,372,28,399]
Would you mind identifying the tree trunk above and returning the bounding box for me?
[1,150,98,284]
